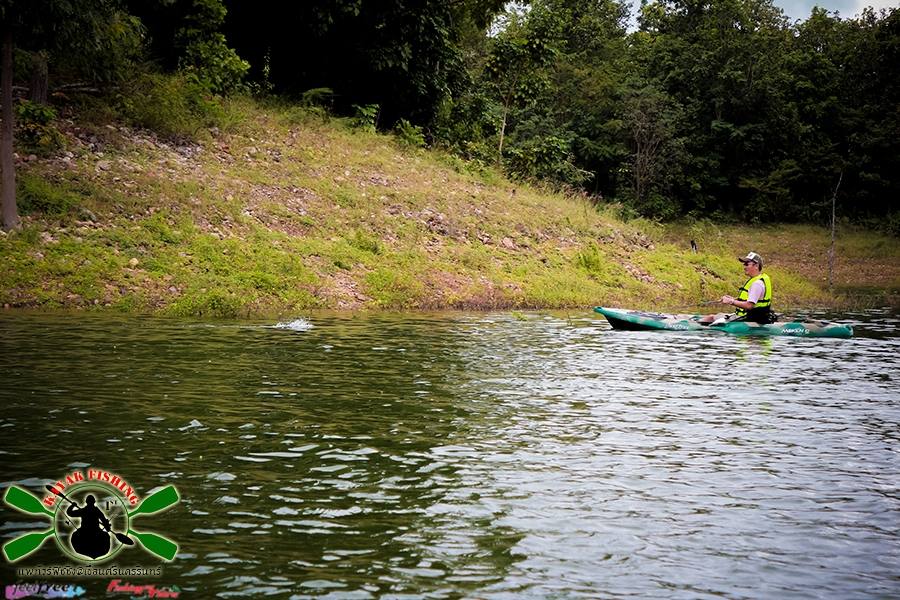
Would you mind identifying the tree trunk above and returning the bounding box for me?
[497,103,508,168]
[1,23,18,231]
[827,169,843,291]
[29,51,49,105]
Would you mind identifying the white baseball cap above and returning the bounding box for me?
[738,251,763,268]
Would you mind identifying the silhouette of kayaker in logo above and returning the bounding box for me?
[66,494,112,559]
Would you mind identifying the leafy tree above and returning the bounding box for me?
[482,5,558,165]
[631,0,898,224]
[223,0,506,126]
[473,0,631,188]
[738,7,899,223]
[538,0,630,194]
[176,0,248,93]
[125,0,247,94]
[1,17,14,229]
[621,80,686,218]
[431,2,517,163]
[0,0,142,230]
[838,8,900,222]
[636,0,798,217]
[775,8,848,220]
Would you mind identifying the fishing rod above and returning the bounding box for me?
[666,299,721,311]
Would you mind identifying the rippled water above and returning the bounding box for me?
[1,309,898,598]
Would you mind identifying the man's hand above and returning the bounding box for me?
[721,295,735,305]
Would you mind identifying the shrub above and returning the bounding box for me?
[117,72,225,140]
[364,268,424,308]
[17,172,82,215]
[351,104,379,133]
[179,34,250,95]
[394,119,425,148]
[575,243,606,276]
[621,189,679,221]
[348,229,382,255]
[16,101,65,156]
[879,211,900,237]
[168,289,242,318]
[301,87,334,107]
[277,88,334,124]
[506,135,591,188]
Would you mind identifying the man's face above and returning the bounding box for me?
[741,260,759,275]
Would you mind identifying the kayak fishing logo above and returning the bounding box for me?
[2,469,180,564]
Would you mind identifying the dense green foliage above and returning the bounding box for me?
[460,0,899,225]
[629,1,900,225]
[219,1,507,124]
[2,0,898,228]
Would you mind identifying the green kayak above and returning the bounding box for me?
[594,307,853,338]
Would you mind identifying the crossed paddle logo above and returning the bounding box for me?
[3,483,180,563]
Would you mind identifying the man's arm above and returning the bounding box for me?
[723,280,764,310]
[728,297,755,310]
[721,295,755,309]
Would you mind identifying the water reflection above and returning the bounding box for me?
[1,310,898,598]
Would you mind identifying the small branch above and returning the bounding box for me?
[827,169,843,291]
[53,83,101,94]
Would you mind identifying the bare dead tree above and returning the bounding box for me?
[827,169,843,291]
[1,23,18,231]
[29,51,49,105]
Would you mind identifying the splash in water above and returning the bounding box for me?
[271,318,314,332]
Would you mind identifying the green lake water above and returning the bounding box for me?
[1,309,898,598]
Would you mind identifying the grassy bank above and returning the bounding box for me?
[2,97,898,317]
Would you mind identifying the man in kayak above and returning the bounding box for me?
[699,251,773,324]
[67,494,112,559]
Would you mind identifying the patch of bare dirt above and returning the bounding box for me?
[237,184,320,237]
[317,270,371,309]
[623,263,655,283]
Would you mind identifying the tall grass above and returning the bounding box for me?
[1,81,896,314]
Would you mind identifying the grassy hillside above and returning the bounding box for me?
[2,97,898,317]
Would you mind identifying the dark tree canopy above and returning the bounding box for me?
[222,0,507,126]
[1,0,897,228]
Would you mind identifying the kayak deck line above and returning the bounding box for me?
[593,307,853,339]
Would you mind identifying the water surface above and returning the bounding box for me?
[1,309,898,598]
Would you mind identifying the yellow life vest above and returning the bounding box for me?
[735,272,772,317]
